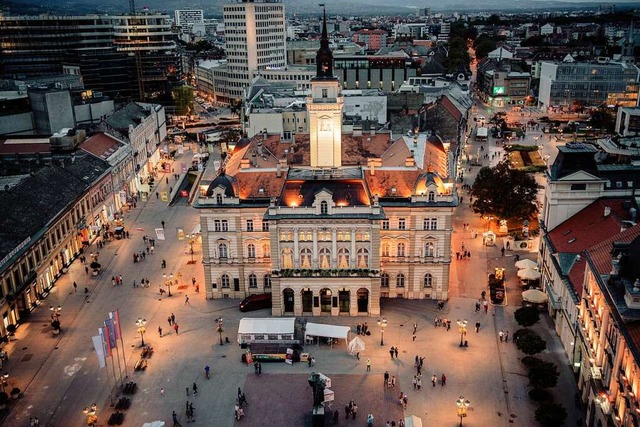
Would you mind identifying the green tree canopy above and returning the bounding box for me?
[527,359,559,389]
[172,86,194,116]
[535,403,567,427]
[514,306,541,328]
[473,34,498,60]
[517,331,547,356]
[470,160,539,222]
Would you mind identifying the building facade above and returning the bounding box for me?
[538,60,640,110]
[196,12,462,317]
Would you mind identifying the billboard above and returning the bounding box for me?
[492,86,505,95]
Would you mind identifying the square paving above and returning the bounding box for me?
[238,373,404,426]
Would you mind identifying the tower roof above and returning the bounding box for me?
[313,6,337,81]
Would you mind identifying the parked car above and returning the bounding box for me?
[239,293,272,312]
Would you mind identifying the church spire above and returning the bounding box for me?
[314,4,335,80]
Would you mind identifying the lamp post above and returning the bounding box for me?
[186,234,197,264]
[457,319,468,347]
[377,318,387,346]
[0,372,8,392]
[83,403,98,426]
[456,396,470,427]
[50,305,62,321]
[163,273,174,296]
[136,318,147,347]
[215,317,224,346]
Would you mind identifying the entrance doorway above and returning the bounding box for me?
[320,288,332,313]
[283,288,294,313]
[357,288,369,313]
[302,289,313,313]
[338,289,350,313]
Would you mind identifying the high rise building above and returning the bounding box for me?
[223,0,286,101]
[174,10,205,28]
[0,14,178,101]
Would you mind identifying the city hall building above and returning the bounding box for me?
[196,14,461,316]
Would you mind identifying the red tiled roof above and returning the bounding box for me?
[440,96,463,122]
[236,171,286,199]
[79,133,123,160]
[587,224,640,276]
[365,169,422,198]
[567,257,586,298]
[548,199,632,253]
[0,138,50,155]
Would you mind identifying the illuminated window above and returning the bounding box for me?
[300,248,312,268]
[357,248,369,268]
[425,242,435,257]
[397,242,406,257]
[338,248,350,269]
[319,248,331,269]
[247,243,256,258]
[382,242,390,257]
[282,248,293,269]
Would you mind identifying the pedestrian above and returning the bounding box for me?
[166,177,169,184]
[412,333,416,341]
[504,330,509,342]
[156,191,159,200]
[446,320,451,331]
[352,402,358,419]
[367,359,371,372]
[416,376,422,390]
[441,374,446,386]
[391,376,396,390]
[499,330,504,342]
[85,266,89,275]
[119,274,123,285]
[356,352,360,364]
[192,383,198,395]
[431,374,437,387]
[73,282,78,292]
[168,316,172,326]
[169,186,173,194]
[185,295,190,305]
[158,326,163,337]
[413,323,417,334]
[412,376,417,390]
[174,323,179,335]
[172,410,182,427]
[333,409,339,424]
[367,413,374,427]
[394,347,398,358]
[475,300,480,312]
[483,300,489,313]
[389,347,394,359]
[160,388,165,396]
[475,321,480,333]
[356,323,361,335]
[171,313,176,324]
[345,404,351,419]
[308,355,313,368]
[161,220,165,229]
[162,259,166,268]
[384,370,389,386]
[240,392,248,406]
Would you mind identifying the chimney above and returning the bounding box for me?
[405,156,416,167]
[276,163,282,178]
[368,158,376,176]
[604,206,611,217]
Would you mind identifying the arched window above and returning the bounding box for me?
[221,274,230,288]
[320,200,328,214]
[380,272,390,287]
[428,191,435,202]
[282,248,293,269]
[300,248,312,268]
[424,273,433,288]
[319,248,331,269]
[247,243,256,258]
[430,218,438,230]
[218,243,228,259]
[262,243,270,258]
[248,274,257,288]
[397,242,406,257]
[425,242,435,257]
[216,194,223,204]
[381,242,390,257]
[338,247,350,269]
[357,248,369,268]
[263,274,272,288]
[396,273,405,288]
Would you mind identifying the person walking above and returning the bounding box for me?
[171,313,176,324]
[475,321,480,333]
[367,413,374,427]
[504,331,509,342]
[168,316,172,327]
[73,282,78,292]
[384,370,389,386]
[174,323,179,335]
[391,376,396,390]
[185,295,190,305]
[441,374,446,386]
[431,374,437,387]
[413,323,417,334]
[172,410,182,427]
[394,346,399,358]
[499,330,504,342]
[416,376,422,391]
[483,300,489,313]
[412,376,417,390]
[85,266,89,275]
[355,352,360,364]
[161,220,165,229]
[389,347,394,359]
[192,383,198,395]
[158,326,163,337]
[367,359,371,372]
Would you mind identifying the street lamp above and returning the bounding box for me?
[186,234,196,264]
[163,273,174,296]
[0,372,8,392]
[457,319,468,347]
[456,396,470,427]
[83,403,98,426]
[215,317,224,346]
[136,318,147,347]
[50,305,62,321]
[377,318,387,346]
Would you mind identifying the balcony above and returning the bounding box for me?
[273,268,379,278]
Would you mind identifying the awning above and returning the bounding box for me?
[191,223,201,235]
[238,318,294,336]
[305,323,350,341]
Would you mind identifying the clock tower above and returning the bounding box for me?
[307,6,343,168]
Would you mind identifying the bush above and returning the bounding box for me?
[517,331,547,356]
[535,403,567,427]
[521,356,542,367]
[514,306,540,328]
[527,360,559,389]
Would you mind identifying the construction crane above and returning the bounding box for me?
[129,0,145,101]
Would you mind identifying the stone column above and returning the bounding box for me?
[293,228,299,264]
[312,229,318,269]
[331,229,337,268]
[350,230,356,267]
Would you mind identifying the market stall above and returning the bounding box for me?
[237,318,295,344]
[304,323,350,349]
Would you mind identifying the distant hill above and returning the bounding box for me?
[4,0,640,17]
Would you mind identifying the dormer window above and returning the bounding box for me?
[322,89,328,98]
[320,200,328,214]
[428,191,435,202]
[216,194,223,204]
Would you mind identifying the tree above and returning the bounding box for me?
[173,86,194,116]
[535,403,567,427]
[514,306,541,328]
[517,332,547,356]
[470,160,539,222]
[527,359,559,389]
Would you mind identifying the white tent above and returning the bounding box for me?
[305,323,351,348]
[404,415,423,427]
[347,336,366,355]
[515,259,538,270]
[237,318,295,344]
[517,267,541,281]
[142,422,165,427]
